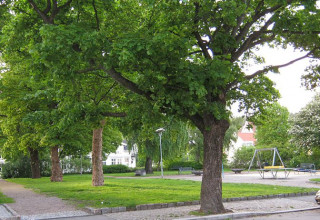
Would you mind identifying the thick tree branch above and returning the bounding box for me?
[92,0,100,31]
[28,0,72,24]
[102,67,152,100]
[193,2,212,59]
[232,15,276,61]
[43,0,51,14]
[27,0,51,23]
[235,1,292,45]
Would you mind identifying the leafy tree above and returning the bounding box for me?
[2,0,319,214]
[290,94,320,168]
[254,103,292,165]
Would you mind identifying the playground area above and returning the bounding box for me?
[166,171,320,188]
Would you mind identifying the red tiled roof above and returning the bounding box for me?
[238,132,256,142]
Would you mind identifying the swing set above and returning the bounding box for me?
[248,148,292,178]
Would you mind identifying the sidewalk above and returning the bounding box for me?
[1,172,320,220]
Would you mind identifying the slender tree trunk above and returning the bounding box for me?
[92,120,105,186]
[28,147,41,179]
[145,156,153,174]
[50,146,63,182]
[199,119,229,214]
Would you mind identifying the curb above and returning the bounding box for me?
[174,206,320,220]
[1,204,20,220]
[85,191,318,215]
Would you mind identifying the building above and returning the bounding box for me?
[227,121,256,162]
[103,141,137,168]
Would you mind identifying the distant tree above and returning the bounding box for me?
[290,94,320,167]
[254,103,292,165]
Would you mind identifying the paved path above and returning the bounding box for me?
[0,179,88,219]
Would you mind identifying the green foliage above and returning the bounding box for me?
[167,161,203,170]
[1,155,51,179]
[230,146,255,169]
[254,103,293,165]
[103,164,131,174]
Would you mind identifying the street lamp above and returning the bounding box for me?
[156,128,165,178]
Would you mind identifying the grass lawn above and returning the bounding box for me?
[8,174,317,208]
[0,191,14,204]
[310,178,320,182]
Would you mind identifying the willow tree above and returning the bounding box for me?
[2,0,319,214]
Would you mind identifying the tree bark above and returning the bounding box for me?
[92,120,105,186]
[28,147,41,179]
[145,156,153,174]
[199,118,229,214]
[50,146,63,182]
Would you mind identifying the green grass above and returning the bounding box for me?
[310,178,320,182]
[8,174,317,208]
[0,191,14,204]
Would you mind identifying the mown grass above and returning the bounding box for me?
[8,174,317,208]
[0,191,14,204]
[310,178,320,182]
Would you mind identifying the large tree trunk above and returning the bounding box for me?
[199,118,229,214]
[145,156,153,174]
[92,120,105,186]
[50,146,63,182]
[28,147,41,179]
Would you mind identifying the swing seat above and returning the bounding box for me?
[264,166,284,169]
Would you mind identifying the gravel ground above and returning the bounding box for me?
[1,172,320,220]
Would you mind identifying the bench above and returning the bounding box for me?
[294,163,316,174]
[231,168,244,174]
[178,167,194,174]
[135,169,146,176]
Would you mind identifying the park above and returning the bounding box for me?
[0,0,320,219]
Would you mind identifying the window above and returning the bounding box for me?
[111,159,116,165]
[125,158,129,163]
[117,159,121,164]
[123,145,128,151]
[102,161,106,165]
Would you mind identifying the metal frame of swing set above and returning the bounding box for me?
[248,148,292,179]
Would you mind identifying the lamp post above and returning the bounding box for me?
[156,128,165,178]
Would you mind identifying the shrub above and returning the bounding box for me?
[230,145,255,169]
[1,156,51,179]
[103,164,131,173]
[167,161,203,170]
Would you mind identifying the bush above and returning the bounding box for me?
[1,156,51,179]
[230,145,255,169]
[167,161,203,170]
[103,164,131,173]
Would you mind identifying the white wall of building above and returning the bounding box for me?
[103,141,137,168]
